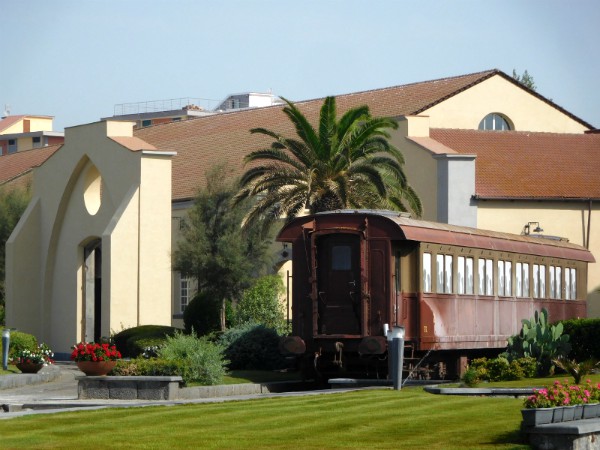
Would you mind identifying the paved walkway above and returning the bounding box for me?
[0,362,357,420]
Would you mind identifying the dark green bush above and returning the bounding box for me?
[561,318,600,361]
[183,291,222,336]
[219,323,285,371]
[113,325,178,358]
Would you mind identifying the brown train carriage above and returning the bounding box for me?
[277,210,594,379]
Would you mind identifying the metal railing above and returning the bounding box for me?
[113,97,219,116]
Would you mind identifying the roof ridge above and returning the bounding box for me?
[290,69,499,107]
[432,128,599,137]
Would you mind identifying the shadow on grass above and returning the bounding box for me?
[489,428,529,449]
[224,369,302,384]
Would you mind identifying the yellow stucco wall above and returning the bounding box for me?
[389,125,439,221]
[1,117,54,135]
[423,75,589,133]
[6,121,173,354]
[477,201,599,315]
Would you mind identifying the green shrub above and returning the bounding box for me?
[4,329,38,360]
[561,318,600,361]
[515,356,537,378]
[183,291,222,336]
[158,332,227,385]
[113,325,178,358]
[486,357,510,381]
[233,275,286,334]
[461,366,479,387]
[465,356,537,383]
[219,323,285,371]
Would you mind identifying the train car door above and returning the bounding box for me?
[315,234,361,335]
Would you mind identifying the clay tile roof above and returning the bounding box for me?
[0,144,62,186]
[430,129,600,199]
[109,136,157,152]
[135,70,512,201]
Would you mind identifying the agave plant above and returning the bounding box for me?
[553,357,599,385]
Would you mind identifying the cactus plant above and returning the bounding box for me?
[504,308,571,376]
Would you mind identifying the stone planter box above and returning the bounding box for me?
[522,404,600,428]
[77,377,308,401]
[77,376,183,400]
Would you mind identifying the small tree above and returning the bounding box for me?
[0,186,30,325]
[233,275,286,334]
[512,69,537,91]
[173,165,272,331]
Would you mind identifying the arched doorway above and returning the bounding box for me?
[83,239,102,342]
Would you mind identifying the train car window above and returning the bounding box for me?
[331,245,352,271]
[466,257,474,294]
[458,257,465,294]
[445,256,453,293]
[505,261,512,296]
[498,261,505,296]
[533,264,546,298]
[565,268,577,300]
[478,259,494,295]
[498,260,512,296]
[423,253,432,292]
[549,266,562,299]
[517,262,531,297]
[486,260,493,295]
[457,256,474,295]
[436,254,453,294]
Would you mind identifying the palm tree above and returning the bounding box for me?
[234,96,421,232]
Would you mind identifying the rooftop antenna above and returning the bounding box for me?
[3,104,10,117]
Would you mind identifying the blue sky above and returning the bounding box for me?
[2,0,599,131]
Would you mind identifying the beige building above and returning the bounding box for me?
[0,115,64,155]
[6,69,600,355]
[6,121,173,356]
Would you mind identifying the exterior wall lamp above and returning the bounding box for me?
[523,222,544,236]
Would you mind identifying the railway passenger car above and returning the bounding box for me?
[277,210,594,379]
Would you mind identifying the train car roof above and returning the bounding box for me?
[277,210,595,263]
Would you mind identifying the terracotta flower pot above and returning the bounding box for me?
[16,362,44,374]
[76,360,117,376]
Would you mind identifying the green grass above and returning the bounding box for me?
[0,364,20,375]
[222,370,301,384]
[0,387,529,449]
[458,373,600,388]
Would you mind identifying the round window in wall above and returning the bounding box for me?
[478,113,512,131]
[83,164,102,216]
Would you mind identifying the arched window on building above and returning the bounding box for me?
[478,113,512,131]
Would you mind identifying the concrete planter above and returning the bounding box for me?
[583,403,600,419]
[522,408,555,427]
[562,406,576,422]
[77,376,183,400]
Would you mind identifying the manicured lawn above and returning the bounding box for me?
[0,387,529,449]
[222,370,302,384]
